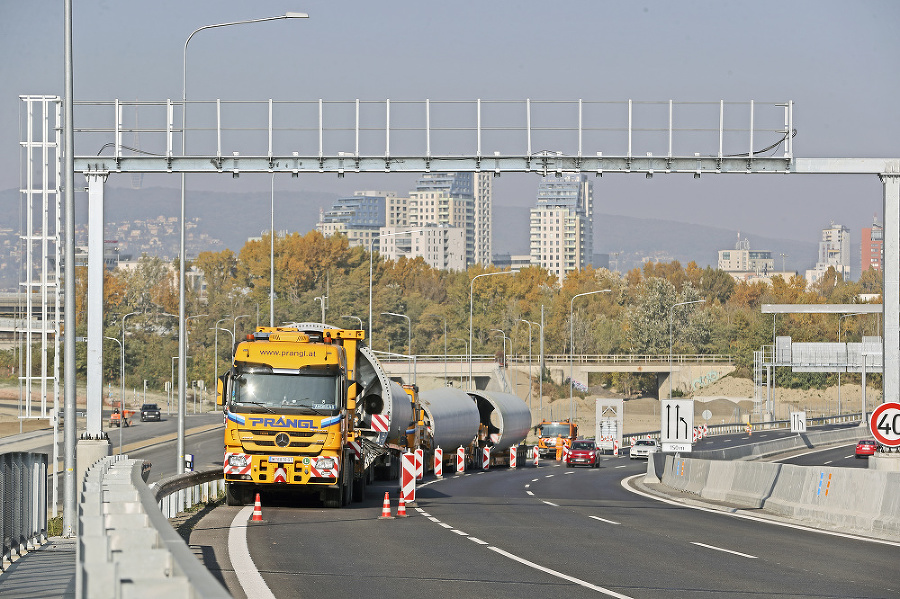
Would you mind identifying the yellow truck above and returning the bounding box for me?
[218,323,415,507]
[536,419,578,458]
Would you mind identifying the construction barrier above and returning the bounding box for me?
[401,452,416,504]
[434,447,443,478]
[533,445,539,467]
[482,447,491,471]
[415,448,424,481]
[457,446,465,473]
[510,445,517,469]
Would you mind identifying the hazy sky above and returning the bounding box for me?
[3,1,898,249]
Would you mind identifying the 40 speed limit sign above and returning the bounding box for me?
[869,402,900,447]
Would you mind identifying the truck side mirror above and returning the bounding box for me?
[216,375,225,407]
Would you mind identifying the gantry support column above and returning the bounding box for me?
[882,172,899,404]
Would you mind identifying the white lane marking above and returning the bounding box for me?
[477,471,486,475]
[772,442,855,463]
[691,542,757,559]
[428,516,440,522]
[590,515,620,525]
[532,478,539,482]
[622,474,900,548]
[228,506,277,599]
[439,522,453,529]
[415,507,426,514]
[525,484,530,488]
[824,460,833,465]
[469,537,489,545]
[542,500,559,507]
[452,529,468,535]
[615,465,627,469]
[545,474,555,478]
[565,471,574,475]
[843,455,854,459]
[526,491,534,496]
[488,546,633,598]
[740,436,750,440]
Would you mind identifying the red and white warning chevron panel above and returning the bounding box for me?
[457,446,465,473]
[509,445,517,469]
[309,456,339,479]
[224,452,252,476]
[401,452,416,503]
[415,448,424,480]
[482,447,491,470]
[348,440,362,459]
[273,466,287,483]
[371,414,390,433]
[434,447,443,477]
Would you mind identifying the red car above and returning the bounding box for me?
[855,439,878,458]
[566,439,599,468]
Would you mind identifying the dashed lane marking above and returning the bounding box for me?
[590,515,620,525]
[542,500,559,507]
[469,537,489,545]
[439,522,453,529]
[691,542,757,559]
[526,491,534,496]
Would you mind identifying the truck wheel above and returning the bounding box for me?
[324,486,342,508]
[342,453,354,506]
[352,472,366,502]
[225,483,244,506]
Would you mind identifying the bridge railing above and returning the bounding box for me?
[374,353,732,366]
[0,451,47,571]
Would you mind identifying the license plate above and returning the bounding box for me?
[269,456,292,463]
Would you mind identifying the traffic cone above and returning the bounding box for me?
[397,494,407,517]
[250,493,264,522]
[378,491,394,519]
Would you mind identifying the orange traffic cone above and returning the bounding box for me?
[397,494,407,517]
[378,491,394,519]
[250,493,264,522]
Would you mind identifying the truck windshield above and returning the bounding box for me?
[230,372,339,415]
[540,424,572,438]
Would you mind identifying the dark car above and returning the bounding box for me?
[566,439,599,468]
[855,439,878,458]
[140,403,161,422]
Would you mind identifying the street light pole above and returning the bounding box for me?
[570,290,611,421]
[212,315,231,391]
[120,310,140,405]
[669,299,706,399]
[382,311,412,381]
[838,311,867,416]
[369,229,425,345]
[178,11,308,477]
[518,319,533,409]
[104,336,123,455]
[453,337,468,387]
[469,271,515,390]
[270,173,276,327]
[425,314,448,384]
[341,315,363,330]
[528,318,544,420]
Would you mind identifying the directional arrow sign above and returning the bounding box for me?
[790,411,806,433]
[661,399,694,452]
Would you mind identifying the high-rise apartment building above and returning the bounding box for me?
[860,217,883,274]
[316,191,393,251]
[805,222,851,285]
[529,174,593,283]
[717,235,781,282]
[409,172,492,266]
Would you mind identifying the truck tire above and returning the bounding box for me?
[352,473,366,502]
[225,483,244,506]
[323,486,342,508]
[342,452,354,506]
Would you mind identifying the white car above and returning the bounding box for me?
[629,438,660,459]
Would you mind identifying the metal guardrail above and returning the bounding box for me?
[0,452,47,571]
[77,456,229,599]
[150,468,225,518]
[624,413,863,445]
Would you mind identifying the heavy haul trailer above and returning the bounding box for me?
[218,323,414,508]
[418,387,531,468]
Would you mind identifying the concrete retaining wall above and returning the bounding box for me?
[659,454,900,541]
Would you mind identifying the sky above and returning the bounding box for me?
[2,1,898,253]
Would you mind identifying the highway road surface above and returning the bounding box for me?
[185,452,898,599]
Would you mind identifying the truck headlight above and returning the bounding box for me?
[316,457,335,470]
[228,454,251,467]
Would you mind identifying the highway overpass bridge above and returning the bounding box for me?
[379,353,734,399]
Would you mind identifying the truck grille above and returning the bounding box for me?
[237,428,325,452]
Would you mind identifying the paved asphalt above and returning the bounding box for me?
[187,447,898,599]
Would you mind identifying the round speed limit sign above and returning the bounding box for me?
[869,402,900,447]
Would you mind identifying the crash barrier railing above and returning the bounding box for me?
[649,448,900,542]
[149,468,225,518]
[77,455,229,599]
[0,452,47,571]
[624,414,863,446]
